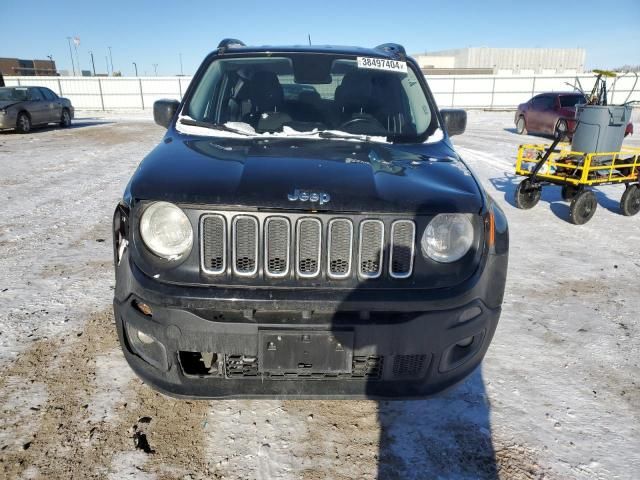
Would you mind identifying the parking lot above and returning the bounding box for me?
[0,110,639,479]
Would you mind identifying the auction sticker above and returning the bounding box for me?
[357,57,407,73]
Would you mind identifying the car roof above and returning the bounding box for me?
[537,91,585,97]
[212,44,407,60]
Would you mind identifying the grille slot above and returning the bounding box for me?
[232,216,258,276]
[351,355,384,379]
[389,220,416,278]
[201,215,226,274]
[327,219,353,279]
[358,220,384,278]
[296,218,322,278]
[264,217,290,277]
[392,354,428,378]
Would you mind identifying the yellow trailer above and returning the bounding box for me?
[514,141,640,224]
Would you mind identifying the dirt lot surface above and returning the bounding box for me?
[1,111,639,479]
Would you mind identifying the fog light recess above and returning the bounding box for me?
[125,323,168,371]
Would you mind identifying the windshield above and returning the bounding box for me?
[0,87,28,102]
[559,94,586,108]
[184,54,439,141]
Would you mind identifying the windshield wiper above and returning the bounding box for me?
[318,130,383,142]
[179,118,256,136]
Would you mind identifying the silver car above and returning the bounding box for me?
[0,86,74,133]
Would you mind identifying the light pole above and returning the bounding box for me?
[89,51,96,76]
[179,53,183,75]
[66,37,76,75]
[108,46,114,75]
[152,63,158,76]
[132,62,138,77]
[105,56,110,75]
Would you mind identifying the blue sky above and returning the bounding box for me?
[1,0,639,75]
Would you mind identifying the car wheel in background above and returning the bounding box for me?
[514,178,541,209]
[60,109,71,128]
[516,116,527,135]
[620,184,640,217]
[16,112,31,134]
[569,190,597,225]
[561,184,579,201]
[555,120,569,141]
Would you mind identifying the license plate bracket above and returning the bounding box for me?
[258,330,354,374]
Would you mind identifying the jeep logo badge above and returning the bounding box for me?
[288,189,331,205]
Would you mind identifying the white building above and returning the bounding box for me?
[412,47,586,75]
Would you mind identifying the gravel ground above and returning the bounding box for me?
[0,110,638,479]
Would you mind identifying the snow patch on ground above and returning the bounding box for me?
[0,377,48,452]
[90,349,137,423]
[107,451,156,480]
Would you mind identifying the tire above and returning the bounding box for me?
[569,190,597,225]
[60,108,71,128]
[514,179,541,209]
[561,185,579,201]
[620,184,640,217]
[16,112,31,134]
[516,116,527,135]
[555,120,569,141]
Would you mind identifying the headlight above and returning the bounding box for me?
[139,202,193,258]
[421,213,474,263]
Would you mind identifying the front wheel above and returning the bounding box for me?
[569,190,597,225]
[60,109,71,128]
[620,184,640,216]
[16,112,31,134]
[516,116,527,135]
[514,179,541,209]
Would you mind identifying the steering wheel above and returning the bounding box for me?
[339,117,377,130]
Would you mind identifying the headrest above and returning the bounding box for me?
[249,71,284,112]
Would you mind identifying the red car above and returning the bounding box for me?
[515,92,633,139]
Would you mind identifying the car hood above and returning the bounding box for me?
[127,135,483,214]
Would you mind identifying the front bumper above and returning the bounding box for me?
[113,248,507,399]
[0,111,17,129]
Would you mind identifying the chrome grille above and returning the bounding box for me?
[327,219,353,278]
[358,220,384,278]
[296,218,321,277]
[200,213,417,281]
[264,217,290,277]
[232,216,258,276]
[390,220,415,278]
[201,215,226,274]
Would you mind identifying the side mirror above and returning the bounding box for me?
[153,99,180,128]
[440,109,467,137]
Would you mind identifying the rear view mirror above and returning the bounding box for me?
[440,109,467,136]
[153,99,180,128]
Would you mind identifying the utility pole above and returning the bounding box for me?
[105,56,110,75]
[89,51,96,76]
[132,62,138,77]
[179,53,183,75]
[46,55,54,75]
[153,63,158,76]
[108,46,114,74]
[66,37,76,75]
[73,40,80,74]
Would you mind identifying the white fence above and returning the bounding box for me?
[4,73,639,111]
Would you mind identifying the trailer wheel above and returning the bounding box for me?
[620,184,640,216]
[515,179,541,209]
[569,190,597,225]
[561,185,579,201]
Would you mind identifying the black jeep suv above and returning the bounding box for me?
[112,40,508,399]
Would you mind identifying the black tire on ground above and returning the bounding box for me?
[514,179,541,209]
[60,108,71,128]
[569,190,598,225]
[555,119,569,141]
[16,112,31,134]
[620,184,640,217]
[561,184,579,201]
[516,116,527,135]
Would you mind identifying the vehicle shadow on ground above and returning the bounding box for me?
[490,172,624,220]
[0,120,113,135]
[502,128,555,142]
[376,369,497,479]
